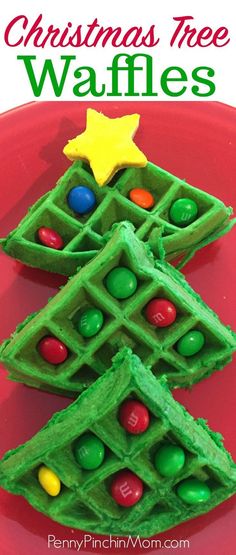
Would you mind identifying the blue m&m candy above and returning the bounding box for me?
[67,186,96,215]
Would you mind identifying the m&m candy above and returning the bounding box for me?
[154,444,185,477]
[67,186,96,215]
[105,267,138,299]
[119,400,150,434]
[111,470,143,507]
[169,198,198,227]
[38,336,68,364]
[76,308,104,338]
[176,330,205,357]
[145,299,177,328]
[129,188,155,209]
[177,478,211,504]
[38,465,61,496]
[74,433,105,470]
[37,227,64,250]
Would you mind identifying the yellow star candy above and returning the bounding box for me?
[63,109,147,187]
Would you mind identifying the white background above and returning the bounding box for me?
[1,0,236,112]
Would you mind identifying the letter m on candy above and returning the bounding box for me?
[17,55,76,96]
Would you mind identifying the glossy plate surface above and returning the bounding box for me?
[0,101,236,555]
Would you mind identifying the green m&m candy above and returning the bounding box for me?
[74,433,105,470]
[169,198,198,227]
[105,267,138,299]
[177,478,211,505]
[76,307,104,338]
[154,444,185,477]
[176,330,205,357]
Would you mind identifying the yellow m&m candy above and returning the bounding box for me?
[38,465,61,497]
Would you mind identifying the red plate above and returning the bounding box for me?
[0,101,236,555]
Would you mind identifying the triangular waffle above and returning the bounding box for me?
[1,223,235,396]
[1,161,234,275]
[0,349,235,537]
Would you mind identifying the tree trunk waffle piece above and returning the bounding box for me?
[1,161,234,275]
[0,349,235,537]
[0,223,235,395]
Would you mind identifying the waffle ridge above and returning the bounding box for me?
[1,223,235,396]
[1,161,234,275]
[0,349,236,537]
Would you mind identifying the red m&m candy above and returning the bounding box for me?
[37,227,64,250]
[129,188,155,209]
[145,299,177,328]
[111,470,143,507]
[38,336,68,365]
[119,400,150,434]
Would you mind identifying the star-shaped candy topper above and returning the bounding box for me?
[63,109,147,187]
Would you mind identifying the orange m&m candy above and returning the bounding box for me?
[129,188,155,209]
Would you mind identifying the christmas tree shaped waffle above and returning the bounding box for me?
[1,109,234,276]
[1,222,235,396]
[0,349,236,537]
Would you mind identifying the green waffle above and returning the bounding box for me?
[0,349,235,537]
[1,161,234,275]
[1,223,235,396]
